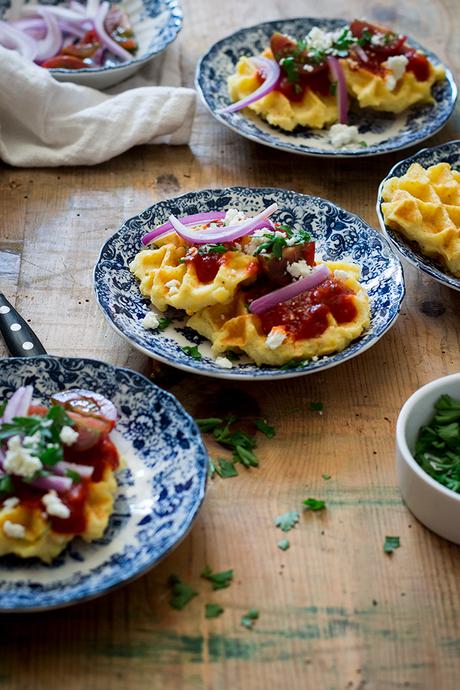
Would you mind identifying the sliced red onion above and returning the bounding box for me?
[0,21,38,59]
[58,18,87,38]
[169,203,278,246]
[86,0,101,16]
[249,264,331,315]
[69,0,86,15]
[218,56,281,114]
[51,388,118,422]
[354,45,368,63]
[94,1,131,61]
[54,461,94,479]
[142,212,226,245]
[2,386,34,424]
[20,4,85,22]
[30,474,73,493]
[327,56,349,124]
[35,8,62,61]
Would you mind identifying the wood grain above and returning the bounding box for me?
[1,0,460,688]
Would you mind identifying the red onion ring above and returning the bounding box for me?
[35,8,63,61]
[218,56,281,114]
[327,56,349,124]
[1,386,34,424]
[141,212,226,245]
[94,0,131,61]
[30,474,73,493]
[169,203,278,245]
[0,21,38,59]
[54,460,94,478]
[249,264,331,315]
[354,45,368,63]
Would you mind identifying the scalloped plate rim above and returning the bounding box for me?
[93,185,406,380]
[0,355,208,612]
[195,16,458,158]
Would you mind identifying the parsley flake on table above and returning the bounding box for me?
[196,418,224,432]
[214,458,239,478]
[255,419,276,439]
[241,608,259,629]
[201,565,234,590]
[277,538,290,551]
[303,498,326,511]
[168,575,198,610]
[309,402,324,413]
[205,603,224,619]
[274,511,300,532]
[322,473,331,480]
[384,536,400,554]
[181,345,202,360]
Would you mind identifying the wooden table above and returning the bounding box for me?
[1,0,460,687]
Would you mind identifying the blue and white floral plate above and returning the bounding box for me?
[0,356,207,612]
[377,140,460,292]
[0,0,182,89]
[196,17,457,158]
[94,187,405,380]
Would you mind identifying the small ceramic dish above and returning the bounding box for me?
[377,139,460,292]
[396,373,460,544]
[94,186,405,380]
[0,356,207,611]
[0,0,183,89]
[196,17,457,158]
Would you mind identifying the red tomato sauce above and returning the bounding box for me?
[4,435,119,534]
[188,252,224,283]
[256,278,358,341]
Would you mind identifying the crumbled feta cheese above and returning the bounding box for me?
[141,312,160,330]
[306,26,334,51]
[329,123,360,148]
[3,435,42,478]
[60,425,79,446]
[243,229,270,255]
[2,497,19,509]
[3,520,26,539]
[371,32,386,46]
[265,327,287,350]
[42,490,71,520]
[312,355,319,362]
[22,431,41,449]
[384,55,408,91]
[303,63,314,73]
[334,269,352,281]
[215,356,233,369]
[224,208,247,226]
[286,260,313,280]
[165,279,180,296]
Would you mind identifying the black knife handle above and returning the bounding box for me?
[0,293,47,357]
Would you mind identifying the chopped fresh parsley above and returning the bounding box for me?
[66,469,81,483]
[414,395,460,492]
[223,350,240,361]
[213,418,259,468]
[309,402,324,412]
[253,225,311,259]
[384,536,400,554]
[205,603,224,619]
[0,405,73,469]
[181,345,202,360]
[279,55,300,84]
[357,29,373,46]
[303,498,326,511]
[157,316,172,330]
[201,565,234,590]
[169,575,198,610]
[322,473,331,481]
[0,475,14,495]
[274,511,300,532]
[214,458,239,478]
[359,140,368,148]
[280,358,307,370]
[196,418,224,432]
[277,538,290,551]
[197,244,229,255]
[208,458,216,479]
[255,419,276,439]
[241,608,259,629]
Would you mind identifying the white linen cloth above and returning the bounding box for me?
[0,42,196,166]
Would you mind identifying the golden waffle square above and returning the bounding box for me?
[188,261,370,366]
[130,238,259,316]
[381,162,460,276]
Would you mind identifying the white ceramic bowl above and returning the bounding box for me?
[397,373,460,544]
[0,0,182,89]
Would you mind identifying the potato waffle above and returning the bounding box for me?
[341,60,444,113]
[228,51,338,131]
[381,162,460,276]
[188,261,370,366]
[130,239,258,315]
[0,468,117,563]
